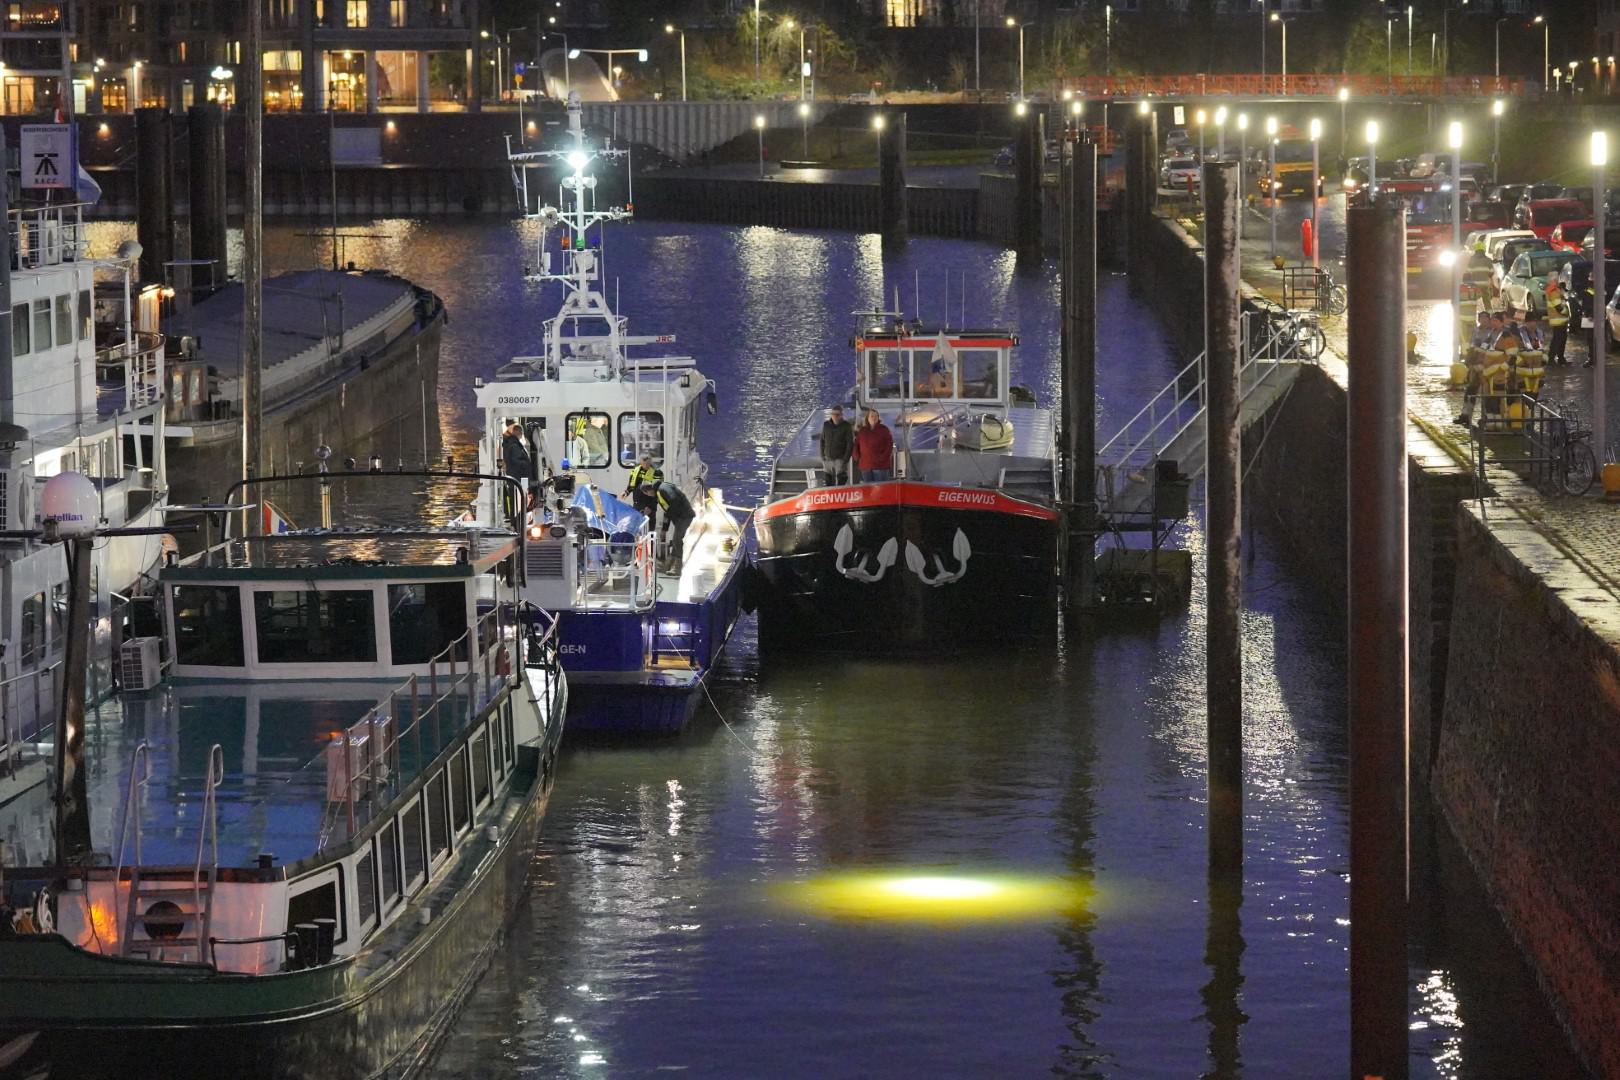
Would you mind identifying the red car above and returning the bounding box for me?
[1549,219,1595,253]
[1524,199,1588,240]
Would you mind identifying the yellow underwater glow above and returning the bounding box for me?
[777,871,1093,923]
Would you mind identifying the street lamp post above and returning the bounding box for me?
[755,113,766,178]
[1267,115,1278,259]
[1309,116,1321,269]
[754,0,761,82]
[1271,13,1288,84]
[1494,18,1507,80]
[1105,4,1112,77]
[1259,0,1266,78]
[1449,120,1463,358]
[798,23,806,101]
[974,0,980,94]
[1594,130,1609,461]
[665,24,686,102]
[1491,99,1504,184]
[1007,18,1025,100]
[543,28,570,94]
[1386,19,1394,93]
[1197,108,1207,163]
[1215,105,1227,160]
[798,100,810,157]
[1536,16,1548,91]
[873,113,885,171]
[1407,5,1413,75]
[1237,112,1249,240]
[1366,119,1379,201]
[1338,85,1349,160]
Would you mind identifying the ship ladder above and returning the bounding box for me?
[121,744,224,966]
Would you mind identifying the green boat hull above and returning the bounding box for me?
[0,747,552,1080]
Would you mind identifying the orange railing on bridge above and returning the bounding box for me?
[1053,73,1532,100]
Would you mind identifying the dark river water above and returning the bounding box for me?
[88,218,1584,1079]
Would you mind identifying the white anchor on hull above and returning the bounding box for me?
[833,524,899,583]
[904,529,972,587]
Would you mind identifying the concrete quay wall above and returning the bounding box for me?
[1139,208,1614,1074]
[1434,507,1620,1080]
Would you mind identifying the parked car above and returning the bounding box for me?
[1549,220,1595,253]
[994,144,1015,167]
[1465,201,1512,228]
[1500,248,1571,313]
[1461,161,1491,187]
[1605,282,1620,346]
[1512,183,1568,226]
[1491,235,1552,294]
[1165,127,1194,153]
[1579,233,1620,261]
[1160,156,1200,190]
[1523,199,1589,240]
[1481,229,1537,260]
[1559,186,1596,212]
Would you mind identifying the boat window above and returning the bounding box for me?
[19,592,44,666]
[867,349,903,399]
[450,750,471,833]
[11,302,27,355]
[54,295,73,347]
[286,876,341,943]
[355,848,377,928]
[912,349,955,399]
[172,585,245,667]
[426,772,450,861]
[472,730,491,805]
[401,800,426,888]
[618,411,664,468]
[31,298,51,351]
[958,350,1001,399]
[78,290,92,340]
[491,710,505,779]
[379,820,401,907]
[387,582,468,665]
[563,410,612,469]
[253,590,377,664]
[504,704,516,767]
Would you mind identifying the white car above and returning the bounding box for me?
[1482,229,1537,262]
[1160,156,1200,190]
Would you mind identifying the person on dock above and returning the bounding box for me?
[853,408,894,482]
[1457,312,1506,426]
[625,454,663,520]
[501,422,532,520]
[819,405,854,486]
[645,480,695,574]
[1545,274,1571,366]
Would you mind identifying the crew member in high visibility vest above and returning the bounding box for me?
[624,454,662,519]
[643,479,695,574]
[1545,274,1571,366]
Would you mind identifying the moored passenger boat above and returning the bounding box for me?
[754,311,1059,648]
[466,93,745,735]
[0,468,566,1079]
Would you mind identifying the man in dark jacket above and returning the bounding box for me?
[500,423,532,521]
[818,404,854,486]
[644,480,696,573]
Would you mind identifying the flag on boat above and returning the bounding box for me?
[74,163,102,207]
[263,500,296,534]
[930,332,958,368]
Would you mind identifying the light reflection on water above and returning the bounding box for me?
[86,217,1582,1078]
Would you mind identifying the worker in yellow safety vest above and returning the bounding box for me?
[624,455,663,519]
[1545,274,1571,366]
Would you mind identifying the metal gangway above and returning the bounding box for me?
[1095,305,1320,535]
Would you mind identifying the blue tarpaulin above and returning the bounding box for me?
[566,485,648,535]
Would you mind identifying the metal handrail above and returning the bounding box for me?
[194,744,224,959]
[111,742,152,919]
[0,659,64,776]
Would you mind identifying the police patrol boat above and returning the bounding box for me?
[0,466,567,1079]
[2,194,171,777]
[466,93,745,735]
[754,307,1059,648]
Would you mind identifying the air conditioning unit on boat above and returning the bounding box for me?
[119,637,162,692]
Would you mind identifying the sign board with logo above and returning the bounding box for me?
[20,123,76,190]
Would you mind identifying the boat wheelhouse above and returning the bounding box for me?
[2,200,168,785]
[0,471,567,1079]
[754,313,1060,648]
[468,93,745,735]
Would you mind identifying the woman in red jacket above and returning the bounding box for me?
[852,408,894,482]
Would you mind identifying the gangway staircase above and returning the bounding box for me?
[1094,308,1318,544]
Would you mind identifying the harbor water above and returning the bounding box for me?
[86,219,1584,1078]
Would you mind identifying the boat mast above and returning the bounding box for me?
[242,0,264,531]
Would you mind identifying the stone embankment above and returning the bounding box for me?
[1141,210,1620,1078]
